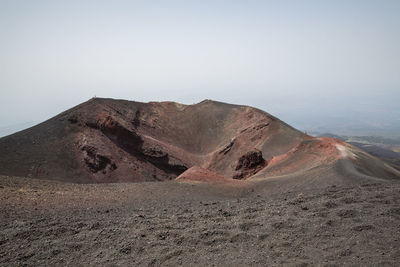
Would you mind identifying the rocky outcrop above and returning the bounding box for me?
[233,150,267,179]
[97,115,144,156]
[141,145,188,176]
[83,114,188,178]
[219,140,235,155]
[81,145,117,174]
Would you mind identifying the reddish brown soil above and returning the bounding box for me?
[176,166,252,189]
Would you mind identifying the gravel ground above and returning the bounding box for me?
[0,176,399,266]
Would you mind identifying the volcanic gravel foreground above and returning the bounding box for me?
[0,98,399,266]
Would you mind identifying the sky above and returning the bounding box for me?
[1,0,400,137]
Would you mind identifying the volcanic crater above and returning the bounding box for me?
[0,98,399,184]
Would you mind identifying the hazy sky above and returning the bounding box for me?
[1,0,399,135]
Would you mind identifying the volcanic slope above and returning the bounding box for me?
[0,98,398,184]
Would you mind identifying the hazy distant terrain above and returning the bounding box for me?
[291,103,400,140]
[315,133,400,170]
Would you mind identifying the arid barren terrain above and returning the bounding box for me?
[0,98,398,183]
[0,98,399,266]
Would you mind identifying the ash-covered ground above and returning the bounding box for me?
[1,175,399,266]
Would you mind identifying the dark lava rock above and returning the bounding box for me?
[233,150,267,179]
[81,146,117,173]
